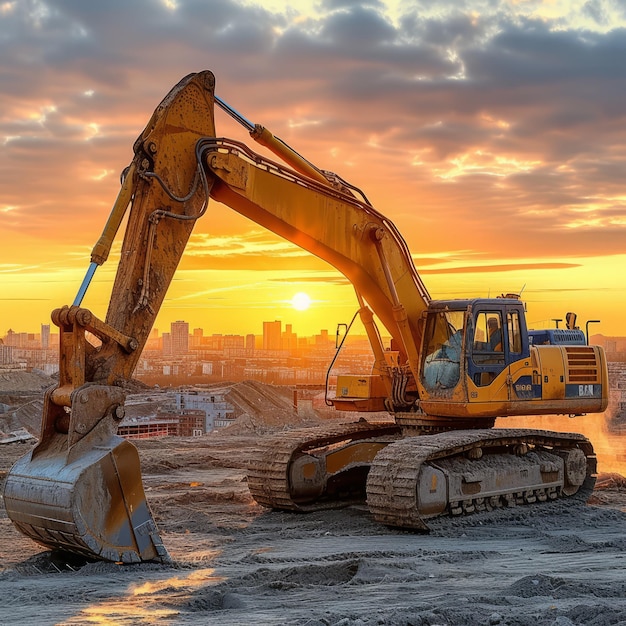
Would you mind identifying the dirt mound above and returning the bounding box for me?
[0,370,52,439]
[0,398,43,436]
[0,370,54,395]
[222,380,321,435]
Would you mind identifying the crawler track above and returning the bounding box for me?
[247,421,400,510]
[366,428,596,530]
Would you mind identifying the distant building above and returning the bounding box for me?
[118,409,205,439]
[0,343,13,365]
[190,327,203,349]
[282,324,297,351]
[315,329,330,345]
[246,334,255,354]
[4,329,18,347]
[162,332,172,355]
[118,418,179,439]
[171,320,189,355]
[145,328,161,351]
[41,324,50,350]
[263,320,282,351]
[175,389,234,431]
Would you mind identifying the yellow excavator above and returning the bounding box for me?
[3,71,608,562]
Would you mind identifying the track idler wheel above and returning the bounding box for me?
[558,447,588,496]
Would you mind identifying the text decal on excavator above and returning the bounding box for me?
[566,384,601,398]
[513,376,541,399]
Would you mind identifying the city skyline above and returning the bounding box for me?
[1,315,351,345]
[0,312,378,387]
[1,2,625,337]
[4,314,624,354]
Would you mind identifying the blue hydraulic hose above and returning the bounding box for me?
[73,262,98,306]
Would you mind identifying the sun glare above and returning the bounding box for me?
[291,292,311,311]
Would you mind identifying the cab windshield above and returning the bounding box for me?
[420,310,465,392]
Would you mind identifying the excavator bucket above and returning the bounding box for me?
[3,385,168,564]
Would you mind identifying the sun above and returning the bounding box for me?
[291,292,311,311]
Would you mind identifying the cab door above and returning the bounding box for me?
[467,306,527,397]
[468,310,507,388]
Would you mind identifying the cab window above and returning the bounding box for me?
[507,310,522,354]
[472,312,504,364]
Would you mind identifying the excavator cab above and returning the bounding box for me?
[417,297,607,420]
[419,297,531,410]
[465,299,530,388]
[420,306,466,394]
[419,298,528,400]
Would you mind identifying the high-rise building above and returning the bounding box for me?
[0,343,13,364]
[315,329,330,345]
[41,324,50,350]
[263,320,282,351]
[282,323,297,351]
[190,327,204,349]
[246,334,255,354]
[171,320,189,355]
[162,332,172,356]
[145,328,161,351]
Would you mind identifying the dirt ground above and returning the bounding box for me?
[1,426,626,626]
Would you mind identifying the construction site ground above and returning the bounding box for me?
[0,379,625,625]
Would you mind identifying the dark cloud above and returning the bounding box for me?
[582,0,611,27]
[318,5,396,46]
[400,11,490,49]
[317,0,385,10]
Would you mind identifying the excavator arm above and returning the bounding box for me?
[82,70,432,408]
[79,71,218,384]
[3,72,220,563]
[3,70,430,562]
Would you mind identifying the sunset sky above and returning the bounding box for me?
[1,0,625,340]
